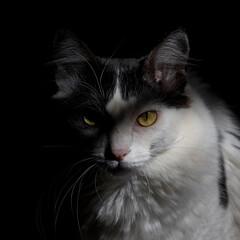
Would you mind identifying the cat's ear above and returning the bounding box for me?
[52,30,97,99]
[143,30,190,93]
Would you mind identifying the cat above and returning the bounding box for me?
[44,30,240,239]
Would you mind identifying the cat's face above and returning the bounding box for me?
[99,87,181,175]
[53,30,190,175]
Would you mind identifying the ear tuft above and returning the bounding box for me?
[51,66,75,99]
[154,70,163,83]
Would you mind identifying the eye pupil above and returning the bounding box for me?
[145,112,150,120]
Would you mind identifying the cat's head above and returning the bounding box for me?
[52,30,190,176]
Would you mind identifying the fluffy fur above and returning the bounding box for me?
[43,30,240,239]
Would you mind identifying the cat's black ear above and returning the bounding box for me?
[52,30,97,99]
[143,30,190,93]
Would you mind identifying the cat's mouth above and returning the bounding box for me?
[107,162,131,175]
[97,158,139,176]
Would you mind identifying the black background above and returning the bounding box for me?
[10,2,239,239]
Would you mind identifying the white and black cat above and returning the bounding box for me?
[45,30,240,239]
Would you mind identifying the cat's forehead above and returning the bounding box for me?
[106,75,137,118]
[101,58,141,102]
[101,57,140,68]
[101,59,159,116]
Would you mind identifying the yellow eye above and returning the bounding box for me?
[83,116,96,126]
[137,111,157,127]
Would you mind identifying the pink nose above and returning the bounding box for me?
[111,149,130,162]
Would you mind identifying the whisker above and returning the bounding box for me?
[99,38,126,87]
[161,146,213,156]
[75,164,97,239]
[166,135,185,146]
[54,183,74,230]
[54,161,96,230]
[36,199,47,240]
[94,169,103,202]
[78,80,101,98]
[74,51,104,97]
[70,163,97,211]
[53,157,94,209]
[70,161,96,214]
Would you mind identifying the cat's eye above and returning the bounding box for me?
[83,115,96,127]
[137,111,157,127]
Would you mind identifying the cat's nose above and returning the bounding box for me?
[111,149,130,162]
[105,146,130,162]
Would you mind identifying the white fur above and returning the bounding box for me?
[89,84,240,239]
[212,103,240,227]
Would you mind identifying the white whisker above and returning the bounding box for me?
[74,51,104,97]
[53,157,94,211]
[99,40,125,86]
[161,146,213,156]
[53,162,96,231]
[75,164,97,238]
[95,169,103,202]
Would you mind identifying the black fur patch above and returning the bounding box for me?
[218,149,229,208]
[99,59,190,108]
[226,131,240,141]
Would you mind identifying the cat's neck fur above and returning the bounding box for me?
[95,176,225,240]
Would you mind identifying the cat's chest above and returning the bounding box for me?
[89,174,225,240]
[92,176,187,239]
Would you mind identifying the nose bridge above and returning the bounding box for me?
[110,123,132,155]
